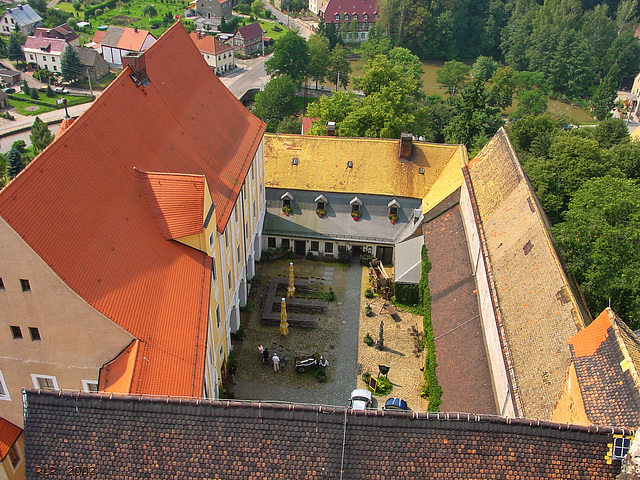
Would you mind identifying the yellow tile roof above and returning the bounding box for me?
[264,134,466,199]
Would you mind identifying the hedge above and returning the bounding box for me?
[394,283,419,305]
[419,244,442,411]
[84,0,118,20]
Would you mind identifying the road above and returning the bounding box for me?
[219,55,269,99]
[261,0,314,39]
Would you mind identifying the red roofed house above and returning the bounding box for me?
[0,22,266,429]
[33,23,79,45]
[94,25,156,68]
[231,22,263,56]
[189,31,234,74]
[0,417,23,480]
[318,0,378,42]
[22,36,66,74]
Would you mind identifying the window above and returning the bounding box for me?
[227,271,232,289]
[267,237,276,248]
[363,12,369,19]
[353,13,358,20]
[351,204,360,214]
[344,13,349,20]
[334,13,340,20]
[10,325,22,339]
[29,54,34,59]
[225,231,229,248]
[42,56,46,61]
[374,12,378,18]
[317,201,325,210]
[53,65,57,71]
[237,245,241,263]
[325,242,334,253]
[8,444,20,470]
[20,279,30,291]
[613,437,632,460]
[0,370,10,401]
[310,241,319,252]
[82,380,98,393]
[209,231,215,252]
[31,374,58,390]
[281,238,290,250]
[29,327,41,341]
[216,305,221,328]
[0,277,4,289]
[234,207,238,223]
[211,257,217,281]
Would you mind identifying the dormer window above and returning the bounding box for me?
[281,191,293,216]
[363,12,368,20]
[334,13,340,20]
[344,13,349,20]
[315,194,327,218]
[350,196,362,221]
[353,13,358,20]
[388,199,400,224]
[374,12,378,18]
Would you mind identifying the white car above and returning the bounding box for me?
[349,388,372,410]
[54,87,69,94]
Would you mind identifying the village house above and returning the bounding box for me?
[0,417,24,480]
[194,0,233,20]
[318,0,378,42]
[0,22,265,435]
[92,26,156,68]
[189,31,234,74]
[22,36,66,73]
[0,69,21,86]
[0,5,41,36]
[74,46,110,82]
[231,22,263,56]
[33,23,79,45]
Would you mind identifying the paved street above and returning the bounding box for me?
[219,55,269,99]
[260,0,314,39]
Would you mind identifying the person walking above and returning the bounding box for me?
[272,352,280,372]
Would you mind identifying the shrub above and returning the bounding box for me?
[364,288,375,299]
[364,304,373,316]
[250,276,260,288]
[231,324,246,340]
[337,249,352,264]
[94,8,103,16]
[361,371,371,383]
[315,369,327,382]
[420,245,442,411]
[394,283,419,305]
[324,287,336,302]
[240,299,254,313]
[363,333,374,346]
[370,376,392,396]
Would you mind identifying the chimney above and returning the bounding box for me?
[399,132,413,160]
[122,51,150,87]
[134,26,139,33]
[327,121,336,136]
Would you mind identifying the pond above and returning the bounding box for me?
[347,59,594,124]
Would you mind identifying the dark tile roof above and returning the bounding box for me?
[24,390,628,479]
[569,308,640,429]
[234,22,262,41]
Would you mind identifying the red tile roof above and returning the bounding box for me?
[234,22,263,41]
[0,22,265,398]
[189,31,232,55]
[569,309,612,358]
[92,29,105,45]
[0,417,21,461]
[117,26,153,50]
[137,170,205,240]
[320,0,377,21]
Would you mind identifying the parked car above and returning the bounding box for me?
[54,87,69,94]
[383,397,409,411]
[349,389,372,410]
[2,87,15,93]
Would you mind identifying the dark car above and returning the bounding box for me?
[383,397,409,411]
[3,87,15,94]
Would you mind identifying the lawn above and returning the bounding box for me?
[7,93,93,116]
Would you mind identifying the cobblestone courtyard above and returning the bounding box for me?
[231,258,424,411]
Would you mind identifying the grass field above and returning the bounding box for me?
[8,93,93,116]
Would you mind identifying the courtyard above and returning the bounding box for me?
[231,257,425,411]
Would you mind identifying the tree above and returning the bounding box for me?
[307,34,330,89]
[61,44,84,82]
[265,30,309,83]
[30,117,54,156]
[326,44,350,90]
[7,34,25,62]
[358,37,394,62]
[143,4,157,20]
[436,61,470,95]
[46,85,54,97]
[306,91,360,135]
[353,47,422,99]
[554,176,640,328]
[590,65,618,121]
[0,37,7,58]
[275,117,302,134]
[72,0,82,11]
[252,75,298,126]
[487,66,514,109]
[30,87,39,100]
[251,0,263,17]
[593,118,629,149]
[508,113,566,158]
[512,89,547,119]
[471,56,498,82]
[6,145,23,180]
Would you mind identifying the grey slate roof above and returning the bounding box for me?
[6,4,42,27]
[264,188,421,244]
[23,390,629,480]
[394,234,423,284]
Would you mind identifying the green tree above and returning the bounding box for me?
[471,56,498,82]
[30,87,39,100]
[251,0,263,16]
[143,4,157,19]
[487,66,514,109]
[0,37,7,58]
[436,60,470,95]
[326,44,350,89]
[590,65,618,121]
[72,0,82,11]
[524,134,622,223]
[609,141,640,181]
[593,118,629,149]
[6,145,23,180]
[554,176,640,328]
[508,113,566,158]
[306,91,360,135]
[30,117,54,156]
[512,89,548,119]
[61,44,84,82]
[7,34,25,62]
[275,117,302,133]
[353,50,422,99]
[46,85,54,97]
[265,30,309,83]
[358,36,394,62]
[307,34,330,89]
[252,75,298,126]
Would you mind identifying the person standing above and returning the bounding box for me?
[272,352,280,372]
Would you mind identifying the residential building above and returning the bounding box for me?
[195,0,233,20]
[22,36,66,73]
[24,389,632,479]
[0,5,42,36]
[0,22,265,428]
[231,22,263,56]
[0,417,24,480]
[189,31,234,74]
[93,26,156,68]
[74,46,110,82]
[0,91,8,109]
[194,17,222,32]
[318,0,377,42]
[309,0,327,15]
[33,23,79,45]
